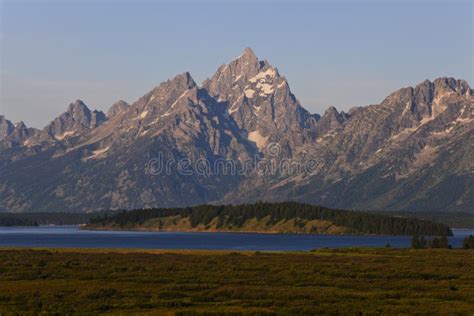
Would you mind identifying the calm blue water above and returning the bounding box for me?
[0,226,472,251]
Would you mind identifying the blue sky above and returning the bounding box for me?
[1,0,473,128]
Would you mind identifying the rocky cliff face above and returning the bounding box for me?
[0,116,14,140]
[225,76,473,212]
[0,48,472,213]
[203,48,316,156]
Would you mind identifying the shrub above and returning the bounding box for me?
[463,235,474,249]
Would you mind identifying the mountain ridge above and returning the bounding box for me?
[1,48,472,213]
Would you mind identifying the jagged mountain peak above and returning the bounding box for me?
[0,115,14,139]
[13,121,27,129]
[39,100,106,140]
[147,72,196,101]
[1,49,473,213]
[203,48,288,106]
[131,72,198,118]
[0,116,38,145]
[107,100,130,118]
[169,72,196,89]
[63,100,105,127]
[240,47,257,59]
[433,77,471,96]
[408,77,471,103]
[321,106,349,124]
[111,100,129,107]
[202,48,316,153]
[323,106,339,115]
[232,48,278,77]
[315,106,348,133]
[378,77,471,122]
[231,47,259,68]
[68,99,88,110]
[389,77,471,100]
[204,49,263,97]
[0,115,11,126]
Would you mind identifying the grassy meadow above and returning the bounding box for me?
[0,248,473,314]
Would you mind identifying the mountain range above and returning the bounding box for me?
[1,48,473,213]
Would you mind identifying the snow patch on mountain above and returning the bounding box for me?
[83,146,110,161]
[249,68,276,83]
[244,89,255,98]
[257,82,274,96]
[248,130,268,151]
[55,131,76,140]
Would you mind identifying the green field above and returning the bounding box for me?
[0,248,473,314]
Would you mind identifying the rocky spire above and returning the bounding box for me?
[107,100,130,118]
[316,106,347,134]
[10,121,34,143]
[42,100,106,139]
[433,77,472,96]
[203,48,261,99]
[240,47,257,59]
[0,116,38,144]
[382,77,473,129]
[202,47,315,153]
[0,115,14,140]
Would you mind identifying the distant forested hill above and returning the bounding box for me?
[87,202,452,236]
[0,216,38,227]
[0,212,107,226]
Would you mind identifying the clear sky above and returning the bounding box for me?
[1,0,473,128]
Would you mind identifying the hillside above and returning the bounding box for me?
[86,202,452,236]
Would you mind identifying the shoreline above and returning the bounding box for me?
[1,225,465,238]
[82,225,349,235]
[81,225,455,237]
[0,246,468,254]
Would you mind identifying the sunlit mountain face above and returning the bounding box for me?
[1,48,473,213]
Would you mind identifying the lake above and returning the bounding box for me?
[0,226,472,251]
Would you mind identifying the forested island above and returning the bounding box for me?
[86,202,452,236]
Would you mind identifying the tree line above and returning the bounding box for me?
[0,212,106,226]
[411,235,474,249]
[89,201,452,236]
[411,235,450,249]
[0,216,38,227]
